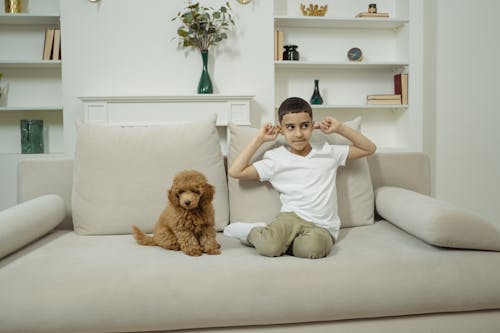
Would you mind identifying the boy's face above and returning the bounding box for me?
[279,112,314,156]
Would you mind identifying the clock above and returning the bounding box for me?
[347,47,363,62]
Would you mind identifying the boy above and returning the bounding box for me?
[227,97,376,259]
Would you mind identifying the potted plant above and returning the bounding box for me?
[172,1,235,94]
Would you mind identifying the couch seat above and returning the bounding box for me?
[1,221,499,333]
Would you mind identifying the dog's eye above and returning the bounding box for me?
[176,190,185,197]
[192,189,200,194]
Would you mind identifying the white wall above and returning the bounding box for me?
[60,0,274,154]
[424,0,500,222]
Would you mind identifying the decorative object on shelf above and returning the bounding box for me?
[198,50,212,94]
[0,72,7,107]
[20,120,45,154]
[368,4,377,13]
[366,94,402,105]
[347,47,363,62]
[283,45,299,61]
[310,79,324,105]
[172,2,235,94]
[5,0,21,13]
[236,0,252,4]
[356,7,389,18]
[300,3,328,16]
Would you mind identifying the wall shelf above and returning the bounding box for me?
[0,60,61,68]
[0,106,63,112]
[0,13,60,25]
[274,16,408,30]
[275,104,408,110]
[275,61,408,70]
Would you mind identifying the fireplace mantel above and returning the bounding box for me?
[79,94,254,126]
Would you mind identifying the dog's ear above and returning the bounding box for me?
[167,187,177,205]
[201,183,215,204]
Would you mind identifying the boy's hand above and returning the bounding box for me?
[257,123,279,142]
[315,117,343,134]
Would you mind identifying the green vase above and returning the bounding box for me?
[198,50,213,94]
[310,79,324,105]
[21,119,44,154]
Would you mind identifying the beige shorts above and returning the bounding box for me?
[248,212,334,259]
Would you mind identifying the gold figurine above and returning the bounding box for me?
[300,3,328,16]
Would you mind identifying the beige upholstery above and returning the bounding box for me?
[1,222,499,332]
[71,119,229,234]
[0,195,65,259]
[376,186,500,251]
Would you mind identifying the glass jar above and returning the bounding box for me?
[283,45,299,61]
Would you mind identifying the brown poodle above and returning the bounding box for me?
[132,170,221,256]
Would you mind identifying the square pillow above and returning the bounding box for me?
[72,117,229,235]
[228,117,374,228]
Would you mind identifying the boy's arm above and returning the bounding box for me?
[317,117,377,161]
[228,123,279,180]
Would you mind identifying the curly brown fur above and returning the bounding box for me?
[132,170,221,256]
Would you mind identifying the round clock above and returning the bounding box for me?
[347,47,363,62]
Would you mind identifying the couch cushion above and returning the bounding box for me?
[72,118,228,234]
[376,186,500,251]
[228,117,374,228]
[1,223,499,333]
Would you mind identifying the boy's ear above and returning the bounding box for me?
[277,124,283,134]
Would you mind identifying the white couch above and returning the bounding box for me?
[1,119,499,333]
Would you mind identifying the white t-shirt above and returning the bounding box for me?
[253,142,349,240]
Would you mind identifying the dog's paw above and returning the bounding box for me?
[204,247,221,255]
[184,248,202,256]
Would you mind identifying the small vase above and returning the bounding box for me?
[21,120,44,154]
[310,79,324,105]
[197,50,213,94]
[5,0,22,13]
[283,45,299,61]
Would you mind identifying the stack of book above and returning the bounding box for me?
[355,12,390,18]
[367,94,402,105]
[274,30,284,60]
[42,27,61,61]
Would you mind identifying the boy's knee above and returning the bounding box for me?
[292,230,333,259]
[249,227,286,257]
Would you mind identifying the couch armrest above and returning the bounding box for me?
[0,195,66,259]
[375,186,500,251]
[367,152,430,195]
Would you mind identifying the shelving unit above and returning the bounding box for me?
[273,0,420,151]
[0,6,63,156]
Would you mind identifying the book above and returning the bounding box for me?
[367,99,402,105]
[394,73,408,105]
[52,28,61,60]
[277,30,284,61]
[355,12,390,18]
[367,94,401,100]
[274,30,278,60]
[42,28,55,60]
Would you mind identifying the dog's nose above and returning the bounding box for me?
[184,200,191,206]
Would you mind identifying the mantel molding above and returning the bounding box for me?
[79,94,254,127]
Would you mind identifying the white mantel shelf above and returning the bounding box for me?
[79,94,254,127]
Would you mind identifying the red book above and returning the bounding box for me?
[394,74,408,105]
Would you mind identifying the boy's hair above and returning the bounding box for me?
[278,97,313,123]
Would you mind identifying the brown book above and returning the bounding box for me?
[367,94,401,100]
[356,12,390,18]
[42,28,55,60]
[367,99,402,105]
[277,30,284,61]
[394,73,408,105]
[52,28,61,60]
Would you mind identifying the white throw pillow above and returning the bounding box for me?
[376,186,500,251]
[228,117,374,228]
[72,118,229,235]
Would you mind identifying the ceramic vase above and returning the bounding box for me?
[198,50,213,94]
